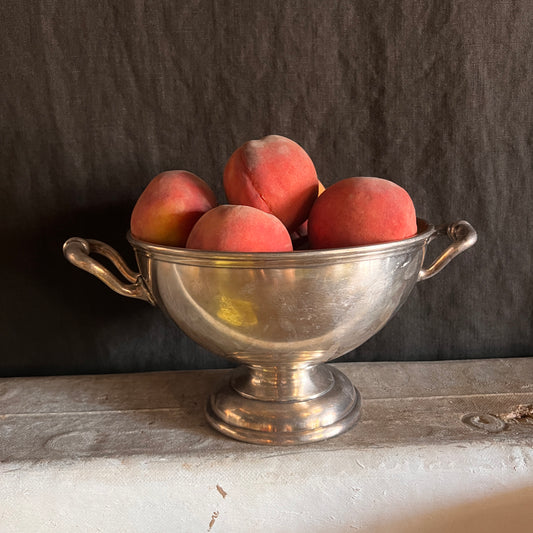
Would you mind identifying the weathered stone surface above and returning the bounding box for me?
[1,359,532,531]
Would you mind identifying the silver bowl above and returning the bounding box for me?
[63,219,476,445]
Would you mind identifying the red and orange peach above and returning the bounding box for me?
[223,135,319,232]
[308,177,417,249]
[186,204,293,253]
[130,170,217,247]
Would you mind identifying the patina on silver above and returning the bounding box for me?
[63,219,477,445]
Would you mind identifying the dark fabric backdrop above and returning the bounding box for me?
[1,1,531,376]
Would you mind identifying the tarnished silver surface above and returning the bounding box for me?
[62,237,155,304]
[63,219,477,445]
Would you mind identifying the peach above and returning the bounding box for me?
[130,170,217,247]
[186,205,293,252]
[291,179,326,247]
[223,135,319,232]
[308,177,417,249]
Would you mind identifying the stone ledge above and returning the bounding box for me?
[1,358,532,532]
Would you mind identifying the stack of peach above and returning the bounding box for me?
[130,135,417,252]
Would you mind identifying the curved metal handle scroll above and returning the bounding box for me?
[63,237,155,305]
[418,220,477,281]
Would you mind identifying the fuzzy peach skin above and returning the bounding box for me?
[308,177,417,249]
[291,179,326,242]
[223,135,319,232]
[186,204,293,252]
[130,170,217,247]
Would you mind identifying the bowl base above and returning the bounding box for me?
[205,365,361,445]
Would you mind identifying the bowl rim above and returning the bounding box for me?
[127,218,434,268]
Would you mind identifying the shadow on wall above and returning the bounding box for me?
[2,201,225,376]
[364,486,533,533]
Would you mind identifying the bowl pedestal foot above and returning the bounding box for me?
[205,364,361,445]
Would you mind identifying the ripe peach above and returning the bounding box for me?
[291,179,326,249]
[130,170,217,247]
[308,177,417,249]
[223,135,319,232]
[186,205,293,252]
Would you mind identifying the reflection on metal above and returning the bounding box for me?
[63,219,477,445]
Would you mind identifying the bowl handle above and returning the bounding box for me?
[63,237,155,305]
[418,220,477,281]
